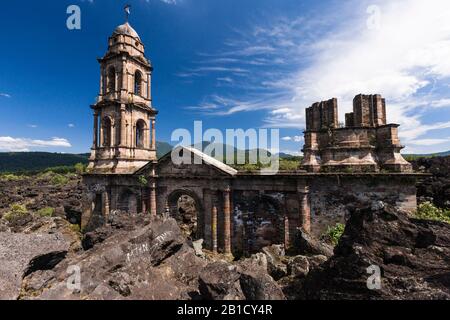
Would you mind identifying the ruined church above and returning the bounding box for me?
[82,20,420,257]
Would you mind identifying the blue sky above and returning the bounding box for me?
[0,0,450,154]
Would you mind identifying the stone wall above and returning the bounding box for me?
[309,175,417,237]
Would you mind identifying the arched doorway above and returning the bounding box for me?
[167,190,202,240]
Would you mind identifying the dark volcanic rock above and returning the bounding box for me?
[238,256,286,300]
[0,232,69,300]
[81,227,112,250]
[25,216,206,300]
[0,174,87,224]
[287,255,310,278]
[82,211,152,250]
[412,156,450,209]
[262,245,288,280]
[293,228,334,258]
[199,255,286,301]
[301,206,450,300]
[199,261,245,300]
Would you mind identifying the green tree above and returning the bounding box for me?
[74,163,86,175]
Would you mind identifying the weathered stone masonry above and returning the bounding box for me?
[82,21,422,257]
[302,94,412,173]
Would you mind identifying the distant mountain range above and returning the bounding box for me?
[405,150,450,157]
[0,141,173,173]
[0,152,90,173]
[0,143,447,173]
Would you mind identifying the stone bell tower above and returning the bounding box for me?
[88,18,157,174]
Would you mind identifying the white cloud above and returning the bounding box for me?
[266,0,450,128]
[409,138,450,146]
[27,124,38,128]
[0,93,11,98]
[189,0,450,153]
[217,77,234,84]
[68,123,75,128]
[280,149,302,156]
[430,99,450,108]
[282,135,303,142]
[0,137,72,152]
[400,120,450,144]
[146,0,179,5]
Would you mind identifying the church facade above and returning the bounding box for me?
[82,20,421,257]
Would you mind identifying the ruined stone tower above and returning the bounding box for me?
[302,94,412,173]
[87,21,157,174]
[83,19,158,229]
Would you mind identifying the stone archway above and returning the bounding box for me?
[167,189,203,240]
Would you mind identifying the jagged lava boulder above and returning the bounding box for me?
[0,232,69,300]
[301,206,450,300]
[24,215,203,300]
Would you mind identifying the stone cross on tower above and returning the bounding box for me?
[124,4,131,22]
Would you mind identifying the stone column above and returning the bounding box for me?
[148,165,157,215]
[120,104,126,147]
[102,190,110,217]
[283,195,290,248]
[141,195,147,214]
[132,124,136,148]
[92,111,98,148]
[211,205,218,253]
[284,215,290,249]
[99,69,104,96]
[147,72,151,99]
[121,63,127,93]
[151,119,156,150]
[99,117,104,148]
[144,119,152,149]
[149,182,157,215]
[203,189,212,248]
[223,187,232,255]
[111,122,115,147]
[298,185,311,233]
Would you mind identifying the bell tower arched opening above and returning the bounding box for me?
[135,119,146,148]
[107,67,116,93]
[134,71,142,96]
[101,117,112,147]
